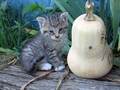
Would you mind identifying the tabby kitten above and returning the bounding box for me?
[20,12,68,72]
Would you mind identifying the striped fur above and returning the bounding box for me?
[20,12,68,72]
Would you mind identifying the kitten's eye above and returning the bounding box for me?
[64,27,67,29]
[49,30,54,34]
[44,31,47,34]
[59,28,63,33]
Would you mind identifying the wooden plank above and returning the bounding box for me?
[0,65,120,90]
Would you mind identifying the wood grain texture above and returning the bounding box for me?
[0,65,120,90]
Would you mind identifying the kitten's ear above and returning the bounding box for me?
[60,12,68,22]
[36,17,46,28]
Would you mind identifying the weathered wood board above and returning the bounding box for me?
[0,65,120,90]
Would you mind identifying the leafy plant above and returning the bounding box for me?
[0,47,16,55]
[109,0,120,49]
[54,0,86,23]
[0,0,9,49]
[0,0,32,56]
[0,0,34,69]
[22,1,59,17]
[109,0,120,67]
[54,0,120,67]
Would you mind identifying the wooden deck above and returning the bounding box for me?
[0,65,120,90]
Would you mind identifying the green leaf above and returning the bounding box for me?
[58,0,78,19]
[114,58,120,67]
[22,4,39,16]
[0,47,16,55]
[53,0,85,24]
[67,0,84,15]
[76,0,85,12]
[54,0,66,11]
[0,0,8,11]
[62,39,71,53]
[99,0,105,21]
[117,27,120,51]
[0,0,8,18]
[110,0,120,49]
[53,0,74,23]
[24,28,38,35]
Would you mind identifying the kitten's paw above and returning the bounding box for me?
[55,65,65,71]
[39,63,52,70]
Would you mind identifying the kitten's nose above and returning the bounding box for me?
[55,35,59,38]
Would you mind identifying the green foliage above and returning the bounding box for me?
[0,0,8,49]
[0,0,32,56]
[22,3,40,16]
[0,0,120,67]
[109,0,120,49]
[118,27,120,50]
[0,0,8,16]
[0,20,31,55]
[22,1,58,16]
[109,0,120,67]
[114,58,120,67]
[62,39,71,53]
[54,0,86,23]
[54,0,120,67]
[0,47,16,55]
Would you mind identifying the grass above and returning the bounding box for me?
[0,20,32,54]
[0,0,34,69]
[0,0,35,54]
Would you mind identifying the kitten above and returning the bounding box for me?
[20,12,68,73]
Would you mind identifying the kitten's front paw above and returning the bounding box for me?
[39,63,52,71]
[55,65,65,71]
